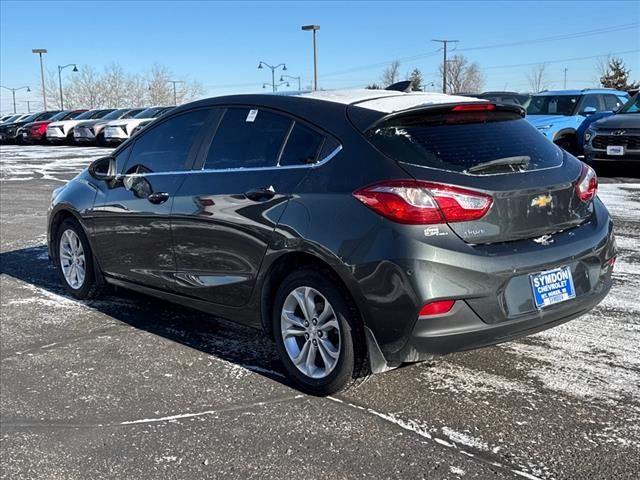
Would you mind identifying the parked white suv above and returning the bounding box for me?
[46,109,115,144]
[103,106,174,145]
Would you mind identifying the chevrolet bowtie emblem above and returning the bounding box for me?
[531,194,553,208]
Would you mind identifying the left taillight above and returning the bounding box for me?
[576,164,597,202]
[353,180,493,225]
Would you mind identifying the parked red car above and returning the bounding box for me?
[21,109,87,144]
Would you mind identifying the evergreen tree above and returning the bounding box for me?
[600,57,639,91]
[407,68,424,91]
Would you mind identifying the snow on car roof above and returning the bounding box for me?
[297,89,485,113]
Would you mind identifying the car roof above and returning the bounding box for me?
[295,89,485,113]
[533,88,628,96]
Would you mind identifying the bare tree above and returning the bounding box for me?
[381,61,401,87]
[44,63,205,109]
[438,55,483,93]
[62,65,105,109]
[527,63,552,93]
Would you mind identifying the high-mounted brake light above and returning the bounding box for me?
[419,300,456,317]
[452,104,496,111]
[576,163,597,202]
[353,180,493,225]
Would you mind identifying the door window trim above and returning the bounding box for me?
[193,105,341,172]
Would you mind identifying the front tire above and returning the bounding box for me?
[55,219,103,299]
[272,268,368,396]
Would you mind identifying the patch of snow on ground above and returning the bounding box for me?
[441,427,489,451]
[449,465,466,476]
[0,145,113,182]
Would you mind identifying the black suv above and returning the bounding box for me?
[48,91,615,395]
[584,93,640,166]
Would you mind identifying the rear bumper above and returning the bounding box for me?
[392,273,612,363]
[354,198,615,366]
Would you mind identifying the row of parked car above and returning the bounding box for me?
[0,106,175,146]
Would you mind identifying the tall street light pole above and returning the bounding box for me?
[564,68,568,89]
[280,75,301,91]
[167,80,185,105]
[258,61,287,93]
[432,39,458,94]
[0,85,31,113]
[32,49,48,110]
[301,25,320,90]
[57,64,78,110]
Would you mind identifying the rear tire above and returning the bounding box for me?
[66,130,75,146]
[272,268,369,396]
[55,218,104,300]
[95,132,105,147]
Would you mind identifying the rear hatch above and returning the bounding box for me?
[359,104,592,244]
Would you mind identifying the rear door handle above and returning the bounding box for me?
[147,192,170,204]
[245,185,276,201]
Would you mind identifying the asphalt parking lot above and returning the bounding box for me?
[1,145,639,480]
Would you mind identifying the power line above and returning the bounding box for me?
[457,22,638,52]
[484,49,640,69]
[315,22,639,80]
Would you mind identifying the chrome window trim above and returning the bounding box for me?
[115,144,342,177]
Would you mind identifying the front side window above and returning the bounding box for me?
[526,95,580,116]
[124,109,210,174]
[580,95,601,112]
[204,108,291,169]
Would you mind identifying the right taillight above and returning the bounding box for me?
[576,164,597,202]
[353,180,493,225]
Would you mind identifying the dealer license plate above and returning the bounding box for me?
[530,266,576,309]
[606,145,625,156]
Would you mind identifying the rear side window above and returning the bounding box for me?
[204,108,291,169]
[279,122,324,166]
[366,111,563,174]
[125,109,209,173]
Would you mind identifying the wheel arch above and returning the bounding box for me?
[258,250,366,341]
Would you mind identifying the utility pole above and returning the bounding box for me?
[32,49,48,110]
[167,80,184,105]
[432,39,458,94]
[563,68,568,89]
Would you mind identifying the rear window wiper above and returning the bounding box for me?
[465,156,530,174]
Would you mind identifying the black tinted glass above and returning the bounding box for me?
[527,95,580,115]
[205,108,291,169]
[367,112,563,173]
[279,122,324,166]
[126,110,209,173]
[603,95,623,111]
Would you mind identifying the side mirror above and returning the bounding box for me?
[582,106,597,115]
[88,156,116,181]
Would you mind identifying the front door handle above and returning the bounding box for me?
[148,192,170,204]
[245,185,276,201]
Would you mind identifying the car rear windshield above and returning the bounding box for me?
[366,110,563,174]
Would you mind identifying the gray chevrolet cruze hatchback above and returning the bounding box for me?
[48,90,616,395]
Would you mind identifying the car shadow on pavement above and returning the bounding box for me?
[0,245,292,386]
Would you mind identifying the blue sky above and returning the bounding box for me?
[1,0,639,112]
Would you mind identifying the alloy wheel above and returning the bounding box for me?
[59,229,86,289]
[281,286,341,379]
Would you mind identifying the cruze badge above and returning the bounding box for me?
[531,194,553,208]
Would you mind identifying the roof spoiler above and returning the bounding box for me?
[385,81,412,93]
[360,102,525,132]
